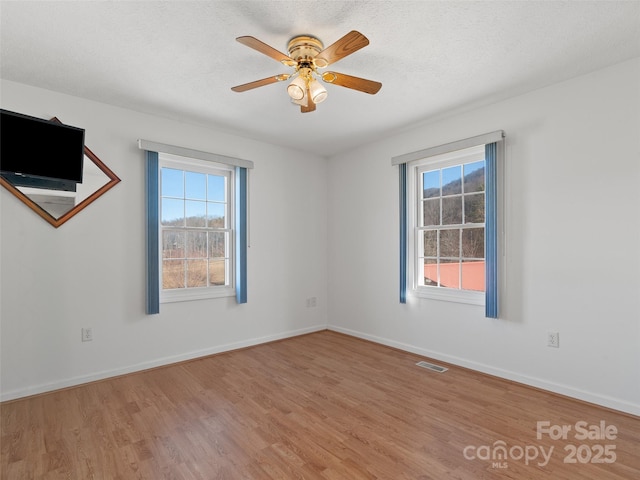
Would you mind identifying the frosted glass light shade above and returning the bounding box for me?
[309,79,328,104]
[292,95,308,107]
[287,76,306,100]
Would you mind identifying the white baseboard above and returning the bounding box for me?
[328,325,640,417]
[0,325,327,402]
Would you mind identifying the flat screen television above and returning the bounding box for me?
[0,109,85,191]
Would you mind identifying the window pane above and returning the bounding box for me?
[422,171,440,198]
[208,175,226,202]
[185,171,206,200]
[440,229,460,258]
[162,260,185,289]
[209,259,226,286]
[464,193,485,224]
[464,161,485,192]
[439,259,460,289]
[185,200,206,227]
[423,198,440,226]
[163,230,184,258]
[207,202,226,228]
[462,227,484,259]
[186,231,207,258]
[208,232,226,258]
[162,198,184,226]
[160,163,233,293]
[442,197,462,225]
[423,258,437,286]
[423,230,437,257]
[462,259,485,291]
[414,152,488,294]
[161,168,183,198]
[186,260,207,287]
[442,166,462,195]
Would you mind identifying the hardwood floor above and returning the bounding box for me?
[2,330,639,479]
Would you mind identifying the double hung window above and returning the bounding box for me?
[141,139,252,313]
[393,131,503,317]
[416,146,486,294]
[160,155,234,299]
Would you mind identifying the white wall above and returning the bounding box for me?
[327,58,640,415]
[2,59,639,416]
[0,80,328,400]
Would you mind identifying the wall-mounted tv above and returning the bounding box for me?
[0,109,85,191]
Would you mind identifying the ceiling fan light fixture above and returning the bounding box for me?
[232,31,382,113]
[309,78,328,104]
[287,75,306,100]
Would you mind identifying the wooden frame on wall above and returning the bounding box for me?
[0,117,121,227]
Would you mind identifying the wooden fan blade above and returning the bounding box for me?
[301,99,316,113]
[236,36,296,66]
[321,71,382,94]
[300,85,316,113]
[313,31,369,68]
[231,74,290,92]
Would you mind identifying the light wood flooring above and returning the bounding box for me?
[2,330,639,479]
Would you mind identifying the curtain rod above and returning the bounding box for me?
[138,139,254,169]
[391,130,505,166]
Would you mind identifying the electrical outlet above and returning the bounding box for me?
[547,331,559,348]
[306,297,317,308]
[82,327,93,342]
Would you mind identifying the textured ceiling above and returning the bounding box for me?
[1,1,639,157]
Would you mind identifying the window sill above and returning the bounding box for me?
[161,286,235,303]
[411,287,484,306]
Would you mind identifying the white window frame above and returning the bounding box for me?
[159,153,236,303]
[408,145,486,305]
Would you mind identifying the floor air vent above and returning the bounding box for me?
[416,361,448,373]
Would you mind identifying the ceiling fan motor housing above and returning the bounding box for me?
[287,35,325,66]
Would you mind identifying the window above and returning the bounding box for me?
[415,146,486,295]
[160,154,234,300]
[141,139,252,313]
[393,131,503,317]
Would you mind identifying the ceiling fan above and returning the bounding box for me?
[231,31,382,113]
